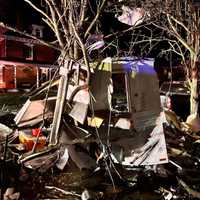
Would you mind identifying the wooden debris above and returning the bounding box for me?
[45,186,81,198]
[178,178,200,199]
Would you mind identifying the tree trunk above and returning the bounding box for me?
[190,56,199,116]
[190,77,199,116]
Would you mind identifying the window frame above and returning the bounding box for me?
[111,71,132,113]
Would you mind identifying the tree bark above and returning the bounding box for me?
[190,59,199,116]
[190,77,199,116]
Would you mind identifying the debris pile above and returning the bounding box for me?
[0,58,200,200]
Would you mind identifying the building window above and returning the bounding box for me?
[32,24,44,38]
[23,44,33,60]
[111,73,130,113]
[36,29,41,38]
[40,0,45,7]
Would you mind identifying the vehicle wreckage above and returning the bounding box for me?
[4,57,167,169]
[3,57,200,199]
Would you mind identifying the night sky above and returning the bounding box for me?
[0,0,178,69]
[0,0,43,29]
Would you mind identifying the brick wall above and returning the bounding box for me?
[34,45,55,63]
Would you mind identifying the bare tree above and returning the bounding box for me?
[124,0,200,116]
[160,0,200,116]
[22,0,109,82]
[103,0,200,116]
[1,0,199,116]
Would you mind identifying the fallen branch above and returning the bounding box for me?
[45,186,81,198]
[177,178,200,199]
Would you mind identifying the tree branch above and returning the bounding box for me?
[0,22,61,51]
[80,0,88,26]
[44,0,64,48]
[24,0,53,26]
[84,0,107,38]
[168,14,191,34]
[167,14,196,56]
[51,0,69,38]
[71,19,90,85]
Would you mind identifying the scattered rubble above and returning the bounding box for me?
[0,58,200,199]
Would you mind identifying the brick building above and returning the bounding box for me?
[0,25,58,91]
[0,0,58,91]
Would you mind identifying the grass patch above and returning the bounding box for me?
[0,93,28,112]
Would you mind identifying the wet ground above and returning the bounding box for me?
[18,164,163,200]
